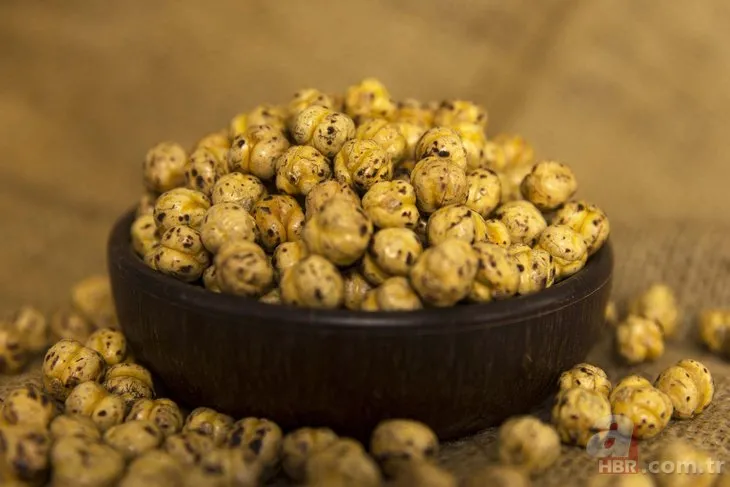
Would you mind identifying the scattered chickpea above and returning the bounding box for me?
[536,224,588,280]
[200,203,259,254]
[143,141,188,193]
[355,118,406,163]
[119,450,185,487]
[190,447,262,487]
[558,363,612,397]
[214,240,274,297]
[210,173,268,212]
[276,145,332,196]
[434,100,488,129]
[0,424,51,484]
[50,308,94,343]
[103,362,155,407]
[305,180,361,220]
[462,465,531,487]
[65,381,126,431]
[361,180,420,229]
[10,306,48,353]
[605,300,619,327]
[344,77,396,123]
[654,440,716,487]
[410,156,468,214]
[370,418,438,477]
[227,124,290,180]
[699,309,730,355]
[85,328,127,366]
[465,168,502,218]
[43,338,106,401]
[153,187,211,233]
[507,244,556,295]
[71,275,118,330]
[655,359,714,419]
[410,239,478,307]
[252,195,305,252]
[553,200,610,256]
[521,160,578,211]
[334,139,393,193]
[131,214,160,257]
[610,375,653,403]
[361,277,423,311]
[629,283,680,338]
[610,385,672,439]
[306,438,381,487]
[280,255,345,309]
[51,436,125,487]
[0,322,28,375]
[281,427,339,482]
[552,387,611,446]
[104,419,164,461]
[343,269,374,311]
[0,385,57,429]
[498,415,561,473]
[392,462,458,487]
[427,204,487,246]
[184,407,234,447]
[470,242,520,302]
[616,315,665,364]
[149,225,211,282]
[126,398,184,437]
[164,430,215,466]
[226,417,282,473]
[494,200,546,246]
[303,196,373,266]
[50,414,101,441]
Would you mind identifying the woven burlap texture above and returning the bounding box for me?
[3,220,729,486]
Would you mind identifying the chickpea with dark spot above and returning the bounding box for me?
[411,156,468,214]
[0,322,28,375]
[610,384,672,439]
[131,214,160,257]
[281,255,345,309]
[10,306,48,353]
[494,200,546,246]
[66,381,125,431]
[104,420,164,461]
[126,398,184,437]
[470,242,520,302]
[361,227,422,285]
[343,269,374,310]
[344,77,396,123]
[415,127,468,171]
[370,419,439,477]
[0,424,52,484]
[200,203,259,254]
[629,283,679,338]
[185,146,228,196]
[434,100,488,129]
[484,219,511,247]
[455,122,489,171]
[281,427,339,482]
[536,224,588,280]
[361,180,420,229]
[287,89,336,127]
[292,106,356,158]
[103,362,155,407]
[305,180,361,220]
[85,328,127,366]
[188,447,262,487]
[203,265,221,293]
[559,363,612,397]
[396,121,427,161]
[410,239,478,307]
[119,450,185,487]
[552,387,611,446]
[306,438,381,487]
[355,118,407,163]
[521,160,578,210]
[498,415,560,473]
[427,204,487,246]
[393,98,435,127]
[165,430,215,466]
[253,195,305,252]
[226,417,282,474]
[393,462,458,487]
[616,315,664,364]
[214,240,274,297]
[465,168,502,218]
[227,124,291,180]
[136,191,158,217]
[272,240,308,282]
[0,385,57,429]
[229,104,287,138]
[43,338,106,401]
[210,173,267,211]
[361,277,423,311]
[49,308,94,343]
[143,141,188,193]
[153,187,211,233]
[334,139,393,193]
[184,407,234,446]
[71,274,118,330]
[303,196,373,266]
[553,200,610,256]
[507,244,555,295]
[148,225,210,282]
[276,145,332,196]
[50,414,101,441]
[51,436,125,487]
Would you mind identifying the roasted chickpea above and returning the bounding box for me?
[484,219,512,247]
[344,77,396,123]
[362,228,422,284]
[494,200,546,246]
[427,204,487,246]
[396,122,427,162]
[49,308,94,343]
[536,224,588,280]
[103,363,155,407]
[280,255,345,309]
[410,239,478,307]
[252,195,305,252]
[287,89,336,126]
[119,450,185,487]
[415,127,468,172]
[616,315,665,364]
[292,106,356,158]
[655,359,714,419]
[559,363,612,397]
[0,322,28,375]
[50,414,101,441]
[276,145,332,196]
[498,164,533,203]
[493,133,535,168]
[199,203,258,254]
[272,240,308,282]
[203,265,221,293]
[605,300,619,327]
[370,419,438,477]
[226,417,282,473]
[434,100,488,129]
[85,328,127,366]
[164,431,215,466]
[230,104,287,138]
[185,146,227,196]
[51,436,124,487]
[0,424,51,484]
[699,309,730,354]
[0,385,57,429]
[153,188,211,233]
[629,283,679,338]
[71,275,118,330]
[184,407,234,446]
[654,440,716,487]
[469,242,520,302]
[305,180,361,220]
[361,277,423,311]
[143,141,188,193]
[343,269,374,311]
[410,157,468,214]
[214,240,274,297]
[136,191,158,218]
[521,160,578,210]
[104,420,164,461]
[455,122,489,171]
[508,244,556,295]
[194,129,230,153]
[463,466,530,487]
[355,118,406,164]
[43,339,106,401]
[609,375,653,403]
[393,462,458,487]
[9,306,48,353]
[190,447,262,487]
[281,427,339,482]
[610,385,672,439]
[552,387,611,446]
[334,139,393,193]
[393,99,435,127]
[303,196,373,266]
[65,381,125,431]
[361,180,420,229]
[498,415,561,473]
[149,225,210,282]
[553,200,610,256]
[465,168,502,218]
[306,438,381,487]
[131,214,160,257]
[676,359,714,413]
[210,173,267,212]
[227,125,290,180]
[126,398,184,437]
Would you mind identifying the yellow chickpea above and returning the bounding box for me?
[434,100,488,129]
[361,180,420,229]
[427,204,487,246]
[498,415,561,473]
[610,385,672,439]
[276,145,332,196]
[410,156,468,214]
[616,315,665,364]
[43,338,106,401]
[629,283,679,338]
[0,385,57,429]
[126,398,184,437]
[465,168,502,219]
[553,200,611,256]
[143,141,188,193]
[103,363,155,407]
[281,427,339,482]
[292,106,356,158]
[410,239,478,307]
[415,127,468,172]
[536,224,588,280]
[558,363,612,397]
[698,309,730,354]
[227,124,290,180]
[334,139,393,193]
[343,269,374,311]
[469,242,520,302]
[252,195,305,252]
[344,77,396,123]
[551,387,611,446]
[85,328,127,366]
[184,407,234,447]
[306,438,381,487]
[65,381,126,431]
[355,118,407,164]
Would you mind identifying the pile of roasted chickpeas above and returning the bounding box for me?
[131,78,611,311]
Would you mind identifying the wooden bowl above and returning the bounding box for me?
[108,209,613,440]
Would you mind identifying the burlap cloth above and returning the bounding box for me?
[3,1,730,485]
